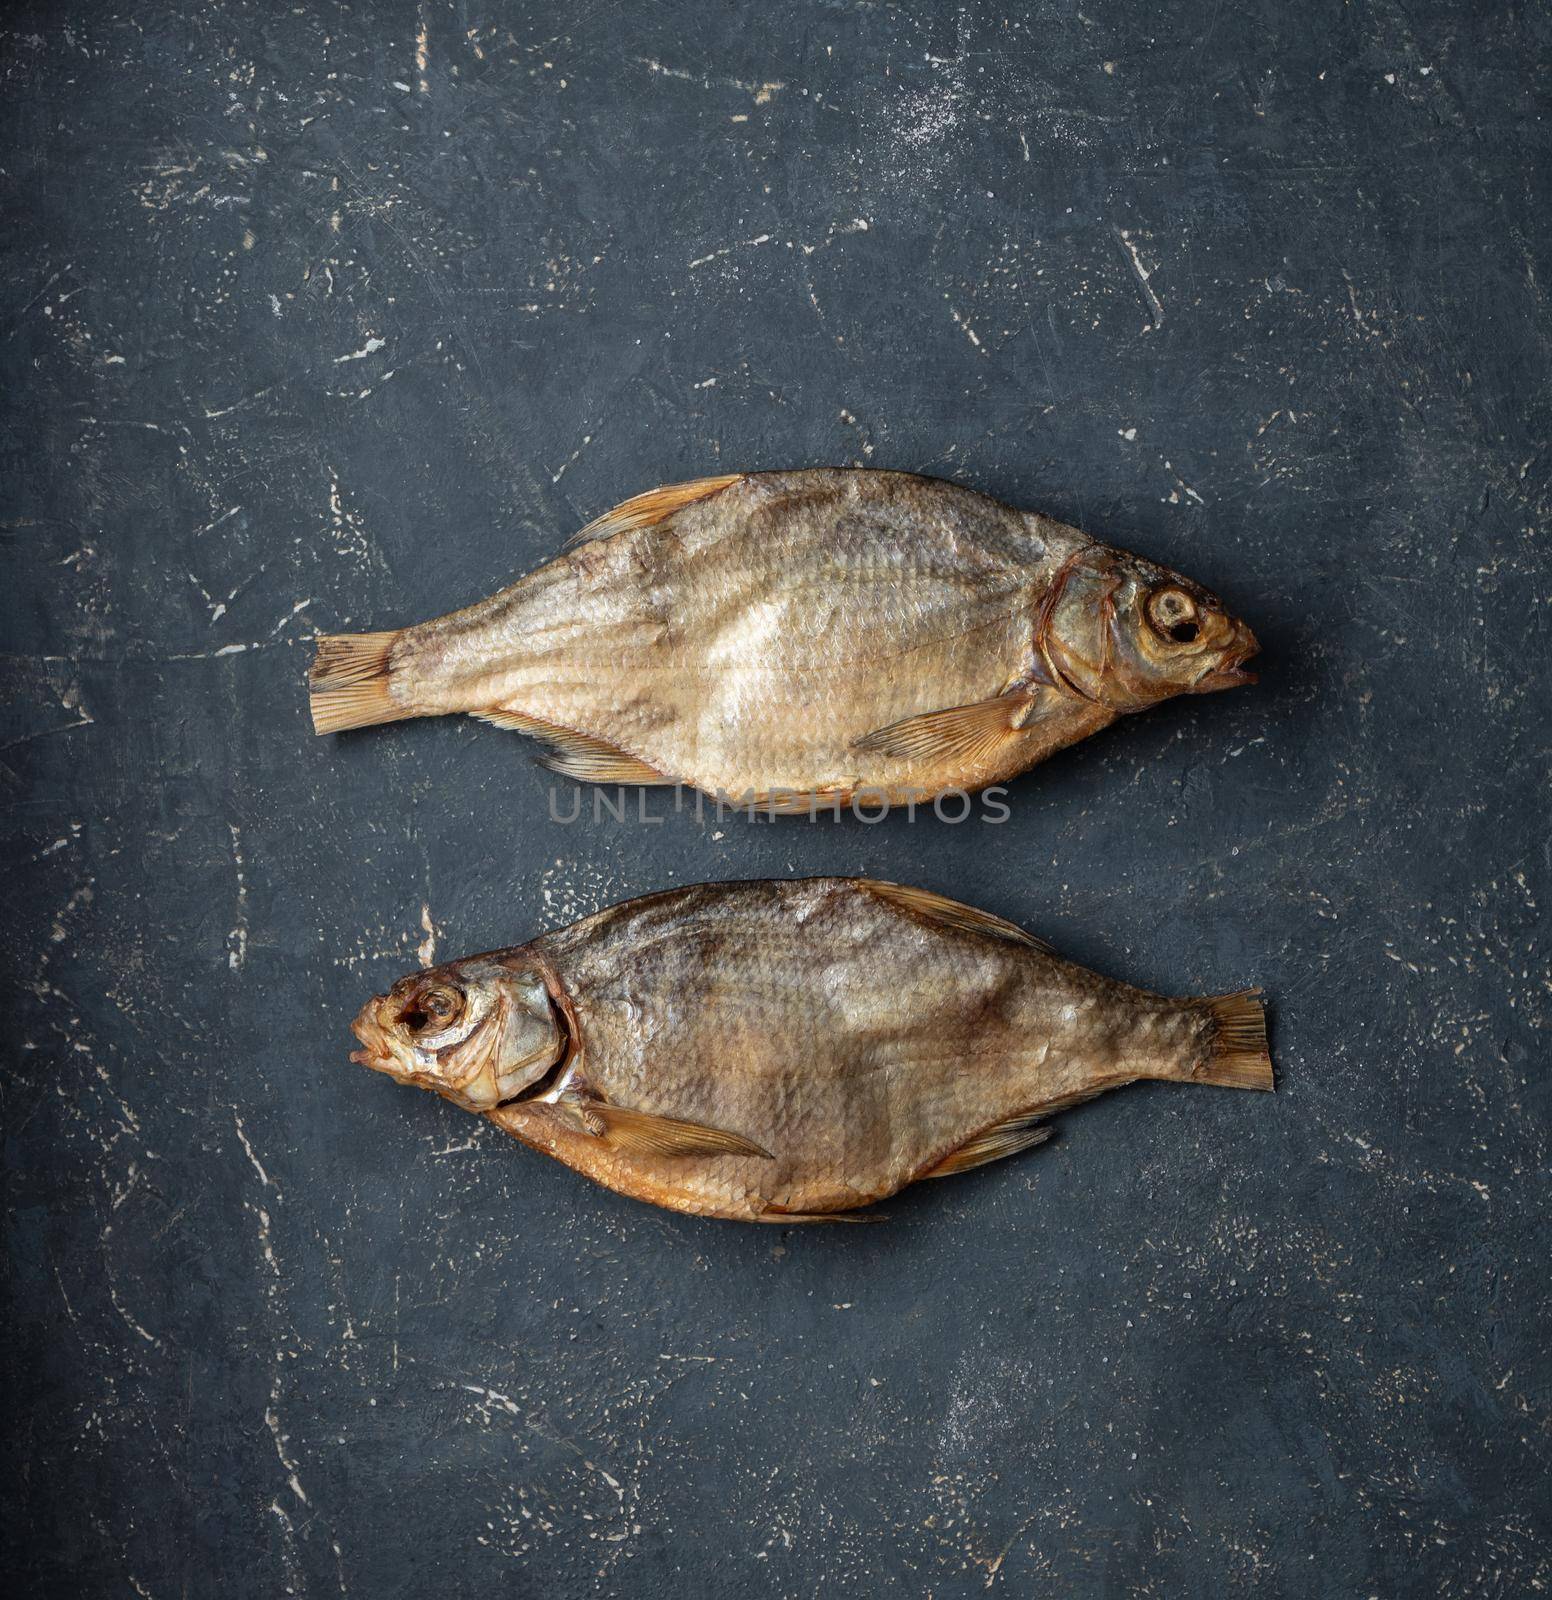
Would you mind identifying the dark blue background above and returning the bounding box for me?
[4,2,1549,1593]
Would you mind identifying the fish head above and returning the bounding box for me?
[1040,546,1259,711]
[350,957,564,1112]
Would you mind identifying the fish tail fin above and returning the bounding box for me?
[308,629,415,734]
[1195,989,1274,1090]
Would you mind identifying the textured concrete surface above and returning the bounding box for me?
[3,2,1549,1594]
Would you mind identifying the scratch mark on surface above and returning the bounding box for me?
[432,1130,489,1156]
[268,597,314,635]
[227,823,248,970]
[947,303,984,352]
[1161,460,1206,506]
[205,385,276,420]
[166,642,274,660]
[193,505,243,538]
[101,1224,162,1348]
[266,1385,309,1505]
[268,1497,304,1593]
[636,55,696,82]
[1113,227,1164,327]
[233,1109,271,1189]
[417,903,438,967]
[983,1511,1041,1586]
[0,715,94,753]
[689,234,771,270]
[550,432,596,485]
[636,58,786,102]
[1341,268,1370,329]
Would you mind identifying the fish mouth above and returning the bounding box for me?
[1192,629,1260,694]
[349,1000,405,1076]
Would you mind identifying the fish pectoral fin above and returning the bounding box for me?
[851,688,1048,767]
[471,709,672,786]
[920,1113,1054,1179]
[858,880,1052,952]
[566,474,744,548]
[559,1098,774,1160]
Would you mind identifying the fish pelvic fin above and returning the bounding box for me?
[1196,989,1274,1090]
[920,1112,1054,1179]
[471,709,673,785]
[308,630,415,734]
[567,473,744,548]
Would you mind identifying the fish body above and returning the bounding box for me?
[350,879,1272,1221]
[311,470,1257,807]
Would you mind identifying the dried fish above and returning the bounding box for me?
[350,879,1273,1221]
[311,470,1258,808]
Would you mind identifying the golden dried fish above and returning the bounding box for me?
[350,878,1273,1221]
[310,469,1258,808]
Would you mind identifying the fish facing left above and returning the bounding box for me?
[348,878,1274,1222]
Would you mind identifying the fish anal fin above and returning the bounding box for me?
[562,1099,774,1161]
[472,709,672,786]
[921,1113,1053,1179]
[567,474,744,548]
[757,1206,882,1224]
[1031,1083,1122,1116]
[472,707,552,736]
[851,689,1050,767]
[750,785,854,817]
[859,880,1051,952]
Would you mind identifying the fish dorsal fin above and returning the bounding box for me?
[566,474,744,548]
[859,880,1051,953]
[921,1112,1053,1179]
[560,1098,773,1160]
[851,688,1052,767]
[471,709,672,786]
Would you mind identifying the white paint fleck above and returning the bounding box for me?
[333,336,385,364]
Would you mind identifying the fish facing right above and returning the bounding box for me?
[348,878,1273,1222]
[310,469,1259,809]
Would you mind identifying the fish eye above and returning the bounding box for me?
[400,985,463,1033]
[1146,586,1201,644]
